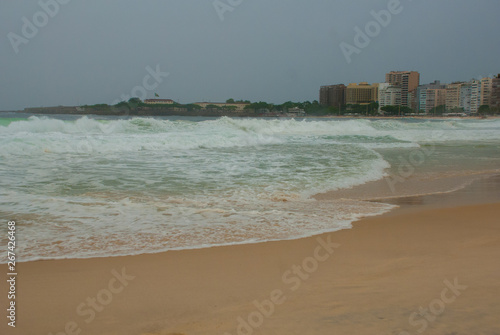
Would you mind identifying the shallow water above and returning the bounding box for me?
[1,115,499,262]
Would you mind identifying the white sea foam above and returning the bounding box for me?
[1,116,500,262]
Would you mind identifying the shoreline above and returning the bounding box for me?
[2,174,500,334]
[315,170,500,203]
[6,172,498,265]
[6,173,499,265]
[2,110,500,120]
[2,115,500,265]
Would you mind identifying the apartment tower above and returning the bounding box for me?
[426,88,447,114]
[385,71,420,108]
[345,83,378,105]
[446,83,463,111]
[481,77,493,107]
[416,80,445,112]
[319,84,346,107]
[378,83,402,111]
[470,80,482,113]
[490,74,500,110]
[459,83,472,114]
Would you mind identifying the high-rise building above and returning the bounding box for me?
[445,83,463,111]
[408,90,419,111]
[459,83,472,114]
[377,83,390,108]
[345,82,378,105]
[490,74,500,110]
[416,80,446,112]
[481,77,493,107]
[385,71,420,108]
[319,84,346,107]
[470,79,482,114]
[426,88,447,114]
[378,84,402,111]
[418,89,428,112]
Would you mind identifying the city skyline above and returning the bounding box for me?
[321,71,499,114]
[2,66,499,114]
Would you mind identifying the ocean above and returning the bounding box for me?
[1,114,500,262]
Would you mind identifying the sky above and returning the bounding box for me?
[1,0,499,111]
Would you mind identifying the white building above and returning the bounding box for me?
[378,83,402,112]
[377,83,390,106]
[470,79,482,114]
[419,89,428,113]
[459,83,472,114]
[194,102,250,111]
[144,99,175,104]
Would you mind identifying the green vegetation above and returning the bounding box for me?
[244,100,346,115]
[380,105,412,116]
[82,103,112,110]
[226,98,250,104]
[184,104,202,111]
[244,101,274,111]
[80,97,488,117]
[478,105,490,114]
[80,97,384,116]
[429,105,446,115]
[346,102,380,115]
[81,98,386,116]
[477,105,500,115]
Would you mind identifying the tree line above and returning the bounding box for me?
[82,98,500,116]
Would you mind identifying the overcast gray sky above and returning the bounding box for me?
[1,0,499,110]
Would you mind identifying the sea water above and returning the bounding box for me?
[1,115,500,262]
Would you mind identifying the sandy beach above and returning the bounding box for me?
[2,0,500,333]
[1,176,499,335]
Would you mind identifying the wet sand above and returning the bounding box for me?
[1,177,500,335]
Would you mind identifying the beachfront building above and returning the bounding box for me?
[345,82,378,105]
[416,80,446,112]
[490,74,500,110]
[194,102,250,111]
[378,84,402,112]
[470,79,482,114]
[408,90,419,111]
[377,83,390,110]
[417,87,428,112]
[445,83,463,111]
[426,88,447,114]
[460,83,472,114]
[144,99,175,104]
[319,84,346,107]
[287,107,306,116]
[385,71,420,108]
[481,77,493,107]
